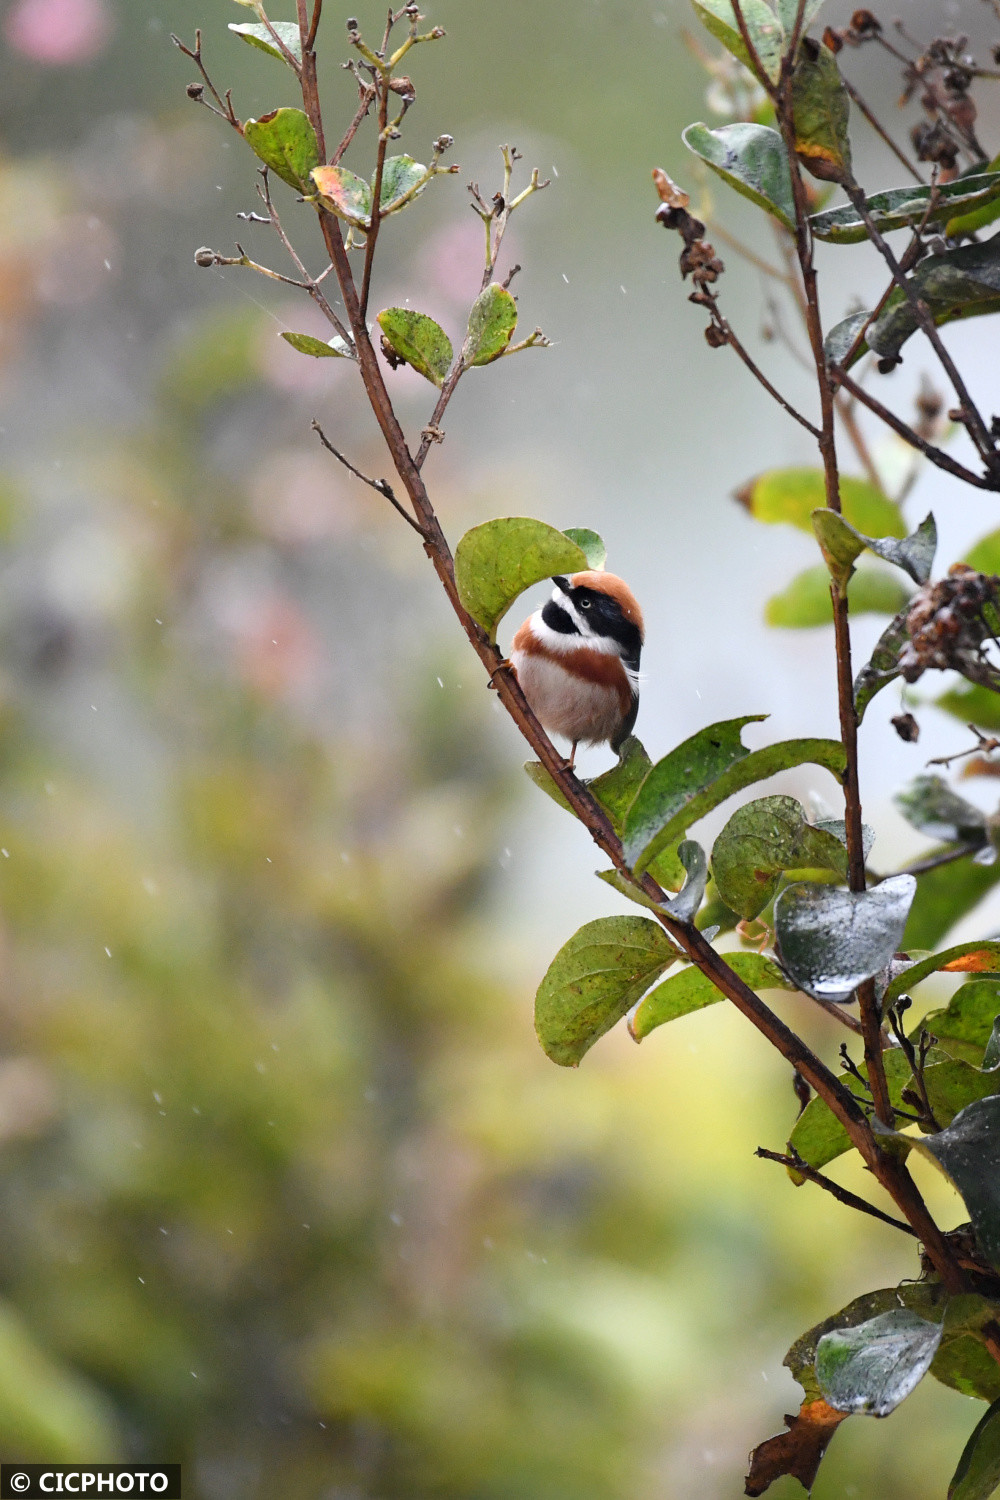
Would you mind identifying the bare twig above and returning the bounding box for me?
[841,75,925,183]
[756,1147,918,1236]
[171,31,242,130]
[830,367,998,489]
[312,421,427,534]
[257,176,354,350]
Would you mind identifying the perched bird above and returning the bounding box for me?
[510,570,644,766]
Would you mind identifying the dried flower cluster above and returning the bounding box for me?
[900,563,1000,683]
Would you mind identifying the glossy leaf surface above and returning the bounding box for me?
[376,308,453,387]
[311,165,374,228]
[869,231,1000,362]
[280,331,350,358]
[891,1096,1000,1270]
[244,109,319,191]
[774,875,915,1002]
[712,795,847,920]
[660,839,707,922]
[854,608,909,722]
[535,916,680,1066]
[816,1309,941,1416]
[811,173,1000,243]
[813,509,936,592]
[949,1396,1000,1500]
[681,122,794,229]
[823,309,869,368]
[630,951,795,1041]
[228,20,302,64]
[455,518,587,640]
[378,155,427,210]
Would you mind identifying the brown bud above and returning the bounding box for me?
[389,75,415,100]
[892,713,920,743]
[849,9,881,35]
[822,26,844,53]
[704,324,728,348]
[652,167,690,210]
[194,247,216,268]
[186,82,204,99]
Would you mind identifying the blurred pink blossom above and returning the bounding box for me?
[4,0,115,65]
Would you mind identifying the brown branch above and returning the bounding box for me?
[755,1147,917,1236]
[359,80,390,318]
[331,82,376,165]
[830,367,997,490]
[258,176,354,350]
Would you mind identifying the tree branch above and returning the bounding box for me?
[755,1147,917,1236]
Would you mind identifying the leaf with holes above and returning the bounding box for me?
[311,165,373,228]
[229,20,302,64]
[712,795,848,921]
[455,518,587,640]
[534,915,681,1066]
[774,875,915,1003]
[376,308,453,387]
[630,951,795,1041]
[462,283,519,366]
[682,122,794,229]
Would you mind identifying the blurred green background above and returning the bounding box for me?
[1,0,1000,1496]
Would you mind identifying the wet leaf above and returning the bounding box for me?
[935,683,1000,733]
[921,981,1000,1065]
[378,155,427,211]
[854,607,910,722]
[587,735,652,827]
[243,108,319,191]
[462,283,519,366]
[534,916,681,1066]
[745,1399,848,1496]
[823,309,869,369]
[630,950,794,1041]
[811,173,1000,243]
[869,231,1000,363]
[712,795,848,920]
[455,518,587,640]
[774,875,915,1003]
[311,164,374,228]
[280,331,351,358]
[814,509,936,593]
[816,1309,941,1415]
[689,0,785,80]
[812,509,867,592]
[790,39,852,184]
[896,775,987,844]
[775,0,827,33]
[622,717,846,875]
[765,564,909,627]
[681,122,794,229]
[229,20,302,64]
[661,839,707,922]
[950,1395,1000,1499]
[906,853,1000,950]
[887,1096,1000,1270]
[738,467,905,538]
[376,307,453,387]
[562,528,607,570]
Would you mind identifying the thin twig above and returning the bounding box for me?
[331,82,376,165]
[257,176,354,350]
[841,76,925,184]
[755,1147,918,1236]
[831,367,997,490]
[171,31,242,130]
[312,422,427,534]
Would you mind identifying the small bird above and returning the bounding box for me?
[510,570,644,767]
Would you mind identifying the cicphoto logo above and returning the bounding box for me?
[0,1469,180,1499]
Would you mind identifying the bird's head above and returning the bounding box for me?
[544,571,644,665]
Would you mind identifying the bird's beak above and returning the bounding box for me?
[552,576,571,594]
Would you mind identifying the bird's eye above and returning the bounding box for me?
[579,598,591,609]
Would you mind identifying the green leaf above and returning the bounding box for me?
[280,331,350,358]
[534,916,681,1066]
[310,165,374,229]
[711,795,848,921]
[775,0,827,33]
[869,230,1000,364]
[934,1334,1000,1406]
[935,683,1000,732]
[926,982,1000,1065]
[790,39,852,184]
[689,0,785,80]
[906,852,1000,950]
[377,155,428,211]
[950,1396,1000,1499]
[524,732,650,830]
[630,950,795,1041]
[896,775,987,843]
[884,1096,1000,1270]
[823,309,869,369]
[739,467,905,538]
[766,564,909,627]
[965,530,1000,575]
[243,108,319,191]
[562,528,607,570]
[228,20,302,64]
[785,1285,947,1406]
[661,839,707,922]
[376,308,453,388]
[854,606,910,722]
[811,173,1000,244]
[623,721,846,876]
[462,283,519,366]
[813,509,936,593]
[681,122,795,230]
[884,940,1000,1005]
[816,1309,941,1416]
[773,875,915,1003]
[454,518,587,640]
